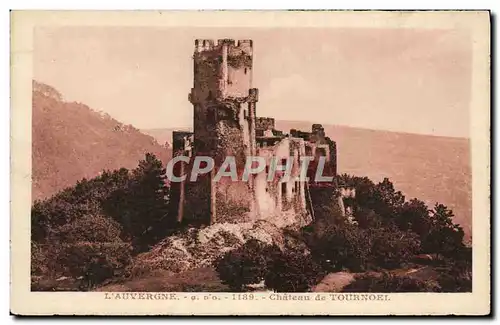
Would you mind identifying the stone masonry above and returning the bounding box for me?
[169,39,338,226]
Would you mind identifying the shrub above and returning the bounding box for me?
[436,251,472,292]
[352,206,384,229]
[33,213,132,290]
[31,167,131,243]
[367,225,421,269]
[265,251,325,292]
[304,222,371,272]
[214,239,280,291]
[304,218,420,272]
[437,270,472,292]
[32,153,172,253]
[52,214,123,243]
[309,186,345,224]
[342,273,440,293]
[31,241,49,276]
[337,174,469,262]
[56,242,132,290]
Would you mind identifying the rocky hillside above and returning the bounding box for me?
[32,81,171,201]
[143,122,472,242]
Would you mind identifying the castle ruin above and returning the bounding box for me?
[169,39,338,226]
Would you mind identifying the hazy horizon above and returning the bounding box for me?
[34,26,472,138]
[141,119,470,140]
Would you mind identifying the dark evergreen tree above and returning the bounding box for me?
[104,153,171,252]
[422,203,465,258]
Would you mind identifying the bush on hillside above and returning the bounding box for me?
[31,241,49,276]
[31,167,132,243]
[305,223,420,272]
[52,214,123,243]
[31,153,172,290]
[32,153,172,253]
[56,242,132,290]
[265,251,325,292]
[342,273,440,293]
[32,213,132,290]
[437,269,472,292]
[366,224,420,269]
[337,174,467,260]
[435,248,472,292]
[308,186,345,224]
[214,239,280,292]
[304,221,371,272]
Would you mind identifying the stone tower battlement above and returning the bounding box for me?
[188,38,258,163]
[190,38,254,104]
[194,39,253,54]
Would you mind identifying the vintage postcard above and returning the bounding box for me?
[10,10,490,316]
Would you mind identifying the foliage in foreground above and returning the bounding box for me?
[342,273,441,293]
[32,164,471,293]
[214,239,324,292]
[214,174,471,293]
[264,250,325,292]
[214,239,279,291]
[31,153,171,290]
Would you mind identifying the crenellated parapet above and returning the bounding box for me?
[194,39,252,54]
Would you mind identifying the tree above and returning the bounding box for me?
[104,153,171,252]
[352,206,384,229]
[214,239,280,291]
[398,198,431,235]
[308,186,345,224]
[422,203,465,258]
[370,178,405,223]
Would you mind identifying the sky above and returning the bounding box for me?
[33,26,472,138]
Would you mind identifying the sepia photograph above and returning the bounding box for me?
[10,10,490,315]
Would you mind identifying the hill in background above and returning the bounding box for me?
[143,121,471,242]
[32,81,170,201]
